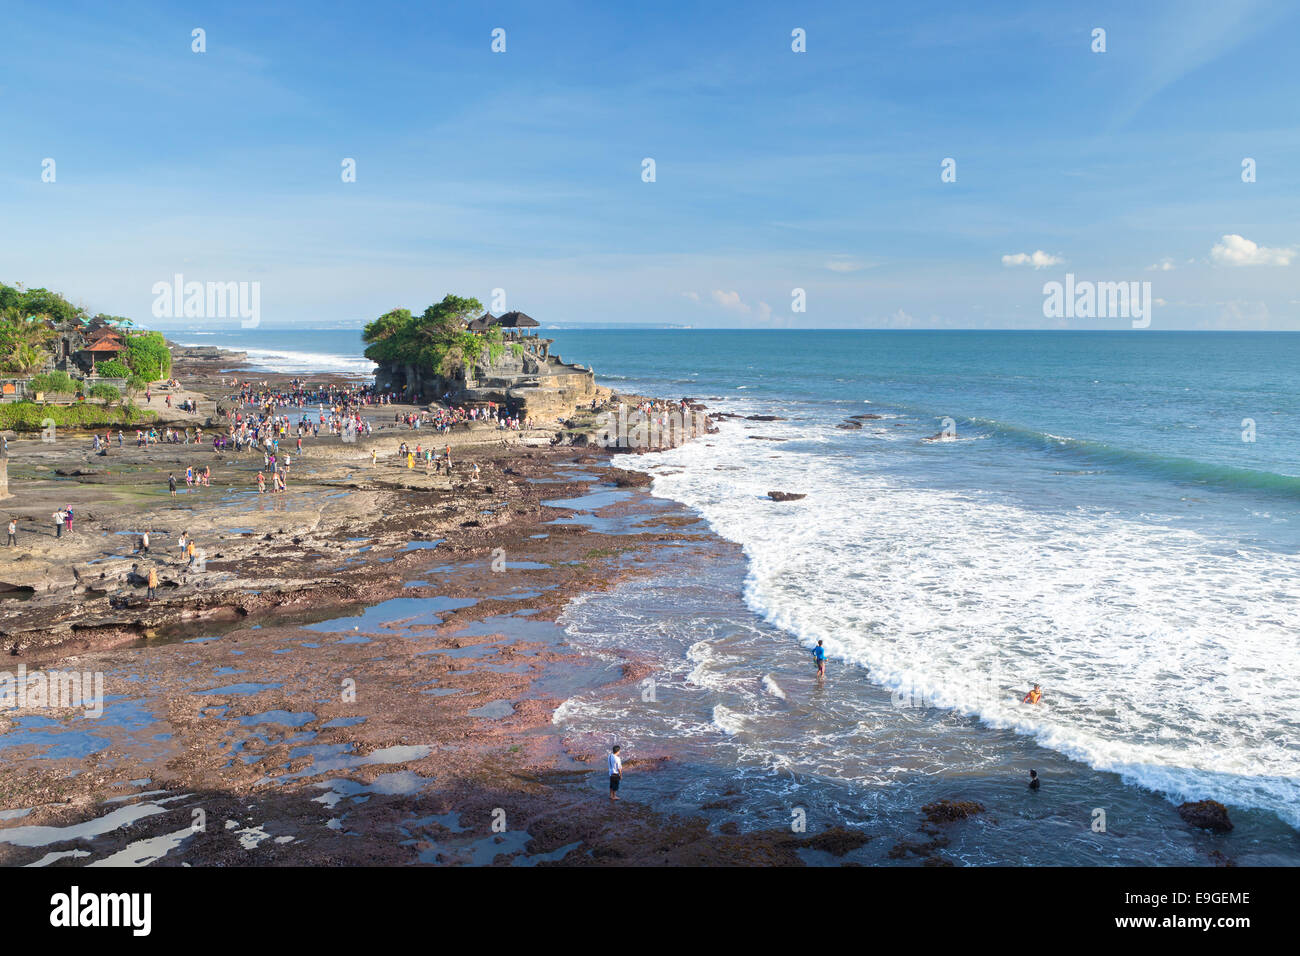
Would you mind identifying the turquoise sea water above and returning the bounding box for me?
[194,327,1300,862]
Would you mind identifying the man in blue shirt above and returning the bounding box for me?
[812,640,826,678]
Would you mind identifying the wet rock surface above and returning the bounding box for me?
[1178,800,1234,833]
[0,349,877,866]
[767,491,806,502]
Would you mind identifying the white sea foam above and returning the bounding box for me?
[174,342,376,378]
[636,411,1300,827]
[762,675,787,700]
[712,704,748,735]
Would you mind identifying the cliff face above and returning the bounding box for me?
[374,336,600,422]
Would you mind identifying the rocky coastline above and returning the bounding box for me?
[0,341,923,866]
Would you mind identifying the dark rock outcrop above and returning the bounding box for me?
[922,799,985,825]
[608,468,652,488]
[1178,800,1233,833]
[767,491,806,502]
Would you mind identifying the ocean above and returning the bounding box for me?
[172,328,378,379]
[190,326,1300,863]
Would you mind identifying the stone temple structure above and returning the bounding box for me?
[373,312,598,421]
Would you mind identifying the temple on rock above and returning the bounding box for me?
[373,311,598,421]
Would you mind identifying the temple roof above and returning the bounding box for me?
[495,311,539,328]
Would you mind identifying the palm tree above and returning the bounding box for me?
[10,343,47,374]
[1,307,53,348]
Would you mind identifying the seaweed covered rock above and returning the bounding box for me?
[788,827,872,857]
[1177,800,1233,833]
[922,799,985,825]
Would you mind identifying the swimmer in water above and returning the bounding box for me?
[1022,684,1042,705]
[1028,769,1040,790]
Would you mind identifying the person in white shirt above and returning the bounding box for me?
[608,744,623,801]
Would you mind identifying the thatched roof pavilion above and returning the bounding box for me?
[495,311,539,328]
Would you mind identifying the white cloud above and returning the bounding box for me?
[681,291,700,302]
[1210,234,1294,267]
[1215,300,1272,325]
[1147,258,1176,271]
[825,257,866,273]
[872,309,916,328]
[711,289,750,313]
[1001,250,1064,269]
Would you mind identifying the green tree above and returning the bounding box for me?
[16,287,80,324]
[0,304,55,362]
[124,330,171,381]
[362,295,484,379]
[8,342,47,374]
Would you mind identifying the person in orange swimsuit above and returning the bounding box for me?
[1022,684,1043,704]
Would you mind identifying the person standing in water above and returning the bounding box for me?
[608,745,623,801]
[812,640,826,678]
[1022,684,1043,705]
[1028,769,1040,790]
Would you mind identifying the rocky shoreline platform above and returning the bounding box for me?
[0,344,897,866]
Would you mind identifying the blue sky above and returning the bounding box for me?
[2,0,1298,329]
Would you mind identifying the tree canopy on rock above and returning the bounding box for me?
[362,294,485,374]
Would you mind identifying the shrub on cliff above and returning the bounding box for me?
[88,383,121,403]
[94,358,131,378]
[29,370,80,397]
